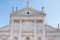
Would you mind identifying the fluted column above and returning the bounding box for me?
[34,19,37,40]
[18,20,22,40]
[10,21,14,40]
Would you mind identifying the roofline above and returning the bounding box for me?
[0,24,10,30]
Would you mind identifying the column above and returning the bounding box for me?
[18,20,22,40]
[42,23,46,40]
[10,21,14,40]
[34,20,37,40]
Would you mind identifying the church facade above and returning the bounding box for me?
[0,1,60,40]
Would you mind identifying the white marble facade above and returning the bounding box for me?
[0,6,60,40]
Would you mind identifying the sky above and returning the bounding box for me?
[0,0,60,28]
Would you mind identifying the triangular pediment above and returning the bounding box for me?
[11,7,46,16]
[17,7,40,13]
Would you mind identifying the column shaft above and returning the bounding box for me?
[10,22,14,40]
[18,20,22,40]
[34,20,37,40]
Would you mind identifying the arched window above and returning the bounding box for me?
[26,37,30,40]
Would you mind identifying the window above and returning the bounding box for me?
[27,12,29,14]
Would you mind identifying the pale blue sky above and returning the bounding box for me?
[0,0,60,28]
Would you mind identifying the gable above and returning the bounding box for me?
[17,7,40,13]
